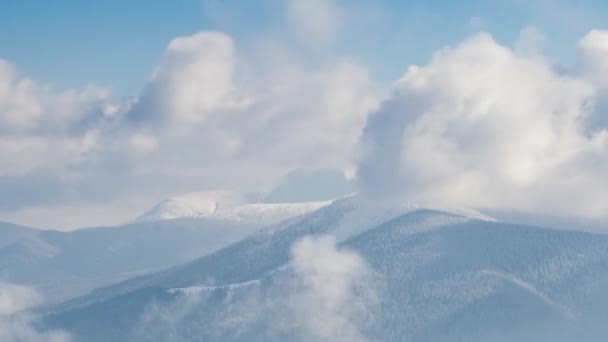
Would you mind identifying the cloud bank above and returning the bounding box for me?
[358,30,608,219]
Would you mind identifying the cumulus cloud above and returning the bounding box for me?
[0,60,110,135]
[0,59,111,175]
[129,32,246,127]
[0,59,129,228]
[579,29,608,82]
[358,31,608,219]
[0,0,379,230]
[0,26,377,229]
[119,30,377,204]
[578,29,608,131]
[0,283,71,342]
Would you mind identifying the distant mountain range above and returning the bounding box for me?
[0,192,329,303]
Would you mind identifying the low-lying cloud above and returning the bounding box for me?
[0,283,72,342]
[281,236,377,341]
[133,235,378,341]
[358,30,608,220]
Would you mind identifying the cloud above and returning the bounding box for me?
[578,30,608,131]
[0,59,111,175]
[0,59,110,135]
[357,31,608,219]
[217,236,379,341]
[117,30,377,206]
[0,283,71,342]
[263,168,355,203]
[132,236,378,341]
[0,27,377,229]
[286,0,341,45]
[579,29,608,82]
[129,32,245,126]
[282,235,377,341]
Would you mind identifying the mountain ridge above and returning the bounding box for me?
[41,200,608,341]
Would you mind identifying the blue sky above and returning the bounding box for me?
[2,0,607,97]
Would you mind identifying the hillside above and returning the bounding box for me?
[43,199,608,341]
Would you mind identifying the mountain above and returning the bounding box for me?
[135,191,245,222]
[42,197,608,341]
[0,198,330,303]
[136,190,331,225]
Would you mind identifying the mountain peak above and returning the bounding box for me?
[135,190,333,225]
[136,191,245,222]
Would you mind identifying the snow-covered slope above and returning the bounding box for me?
[0,198,331,303]
[0,218,267,303]
[135,191,245,221]
[135,191,331,225]
[42,198,608,341]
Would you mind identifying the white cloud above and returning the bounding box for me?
[0,59,111,176]
[357,32,608,220]
[131,32,246,127]
[0,26,378,229]
[578,29,608,135]
[0,59,110,134]
[284,236,377,341]
[128,133,159,156]
[132,236,378,341]
[286,0,341,45]
[579,30,608,79]
[119,30,377,208]
[0,283,71,342]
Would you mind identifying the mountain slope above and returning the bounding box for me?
[0,218,264,301]
[1,194,332,303]
[42,201,608,341]
[135,191,331,224]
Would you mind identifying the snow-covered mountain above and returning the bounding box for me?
[135,191,331,225]
[0,219,259,303]
[0,196,331,303]
[42,196,608,341]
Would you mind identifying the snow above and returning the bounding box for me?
[330,195,495,241]
[42,198,608,341]
[135,190,332,225]
[166,278,263,295]
[135,191,243,221]
[481,269,575,319]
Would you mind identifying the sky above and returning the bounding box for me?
[3,0,608,97]
[1,0,608,230]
